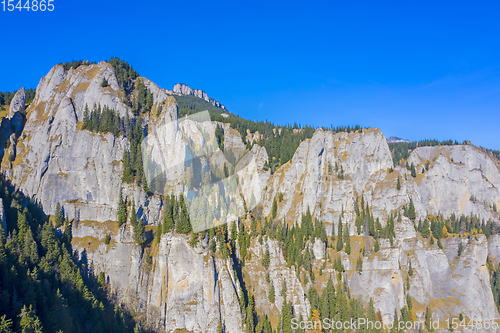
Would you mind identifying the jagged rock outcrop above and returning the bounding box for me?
[0,88,27,159]
[409,145,500,221]
[8,87,25,134]
[174,83,227,110]
[2,63,151,222]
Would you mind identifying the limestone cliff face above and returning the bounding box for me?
[409,145,500,220]
[4,62,500,332]
[262,128,409,233]
[173,83,227,110]
[346,217,500,326]
[1,63,131,221]
[265,129,499,234]
[244,238,311,321]
[72,224,243,332]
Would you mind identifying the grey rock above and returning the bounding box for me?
[409,145,500,220]
[0,198,6,236]
[173,83,227,110]
[9,87,26,116]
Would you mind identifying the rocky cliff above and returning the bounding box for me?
[173,83,227,110]
[3,61,500,332]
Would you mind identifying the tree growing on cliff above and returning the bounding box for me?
[411,163,417,178]
[356,256,363,274]
[175,194,192,234]
[344,225,351,255]
[271,198,278,220]
[407,198,416,221]
[336,217,344,252]
[130,201,146,246]
[117,188,127,227]
[262,246,270,270]
[163,197,174,233]
[54,202,64,228]
[268,282,275,303]
[397,175,401,190]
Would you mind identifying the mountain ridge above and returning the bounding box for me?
[1,59,500,332]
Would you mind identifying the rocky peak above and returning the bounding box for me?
[9,87,26,117]
[173,83,227,110]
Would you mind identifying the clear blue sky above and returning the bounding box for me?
[1,1,499,149]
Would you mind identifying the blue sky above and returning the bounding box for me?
[1,0,499,149]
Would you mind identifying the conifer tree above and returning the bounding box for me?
[230,221,238,245]
[408,198,416,221]
[130,201,138,226]
[135,144,144,184]
[0,315,13,332]
[344,224,351,255]
[356,256,363,274]
[397,175,401,190]
[19,305,43,333]
[246,294,255,333]
[117,188,127,227]
[101,77,108,88]
[83,103,90,129]
[130,202,146,246]
[238,222,248,263]
[176,194,192,234]
[281,279,287,296]
[271,198,278,220]
[155,223,163,243]
[122,150,134,183]
[163,199,174,233]
[393,308,400,333]
[54,202,64,228]
[336,217,344,252]
[268,282,275,303]
[262,246,270,269]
